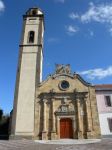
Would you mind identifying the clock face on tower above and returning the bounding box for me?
[59,80,70,90]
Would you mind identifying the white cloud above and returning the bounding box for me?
[55,0,65,3]
[47,37,59,43]
[66,25,79,35]
[69,13,79,20]
[69,2,112,35]
[89,30,94,36]
[0,0,5,12]
[81,2,112,24]
[109,28,112,36]
[79,66,112,80]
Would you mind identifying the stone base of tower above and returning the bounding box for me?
[9,134,34,140]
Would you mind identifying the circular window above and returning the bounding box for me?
[60,80,70,90]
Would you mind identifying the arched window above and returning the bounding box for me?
[28,31,35,43]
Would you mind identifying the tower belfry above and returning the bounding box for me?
[11,7,44,139]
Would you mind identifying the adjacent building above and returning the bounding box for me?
[95,84,112,138]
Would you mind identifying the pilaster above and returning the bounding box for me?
[42,99,47,140]
[84,97,92,138]
[34,98,41,139]
[80,98,85,138]
[77,98,83,139]
[51,98,56,140]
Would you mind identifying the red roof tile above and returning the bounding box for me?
[95,84,112,89]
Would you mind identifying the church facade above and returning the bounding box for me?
[10,7,101,140]
[35,64,101,140]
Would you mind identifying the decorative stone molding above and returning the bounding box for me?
[55,64,71,74]
[55,104,75,116]
[38,91,88,100]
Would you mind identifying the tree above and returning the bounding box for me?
[0,109,3,121]
[0,109,10,139]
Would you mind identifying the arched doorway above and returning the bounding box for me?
[60,118,73,139]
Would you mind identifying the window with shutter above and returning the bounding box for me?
[108,118,112,132]
[105,96,112,107]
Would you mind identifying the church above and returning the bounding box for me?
[10,7,101,140]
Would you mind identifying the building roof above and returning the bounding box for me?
[95,84,112,91]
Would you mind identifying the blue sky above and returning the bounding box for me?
[0,0,112,113]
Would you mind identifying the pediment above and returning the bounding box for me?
[37,73,93,95]
[37,64,93,94]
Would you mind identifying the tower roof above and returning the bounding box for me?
[24,7,44,17]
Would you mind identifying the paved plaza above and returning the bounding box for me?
[0,138,112,150]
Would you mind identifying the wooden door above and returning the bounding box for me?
[60,118,73,139]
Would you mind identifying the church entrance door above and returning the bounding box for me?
[60,118,73,139]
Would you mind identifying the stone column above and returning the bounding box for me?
[72,117,77,139]
[80,98,85,138]
[77,96,83,139]
[52,100,56,131]
[42,99,47,140]
[51,98,56,140]
[57,117,60,139]
[84,96,92,138]
[34,98,41,139]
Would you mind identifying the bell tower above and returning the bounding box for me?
[10,7,44,139]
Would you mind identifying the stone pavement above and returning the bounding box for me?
[35,139,101,144]
[0,138,112,150]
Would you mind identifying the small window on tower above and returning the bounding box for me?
[32,10,37,16]
[28,31,35,43]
